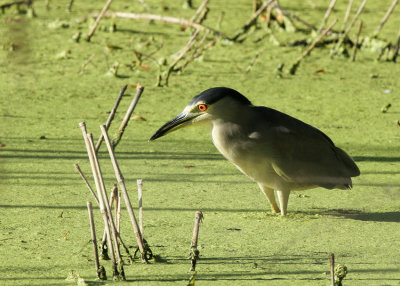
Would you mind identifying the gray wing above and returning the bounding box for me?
[252,107,360,189]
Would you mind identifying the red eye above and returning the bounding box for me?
[198,104,207,112]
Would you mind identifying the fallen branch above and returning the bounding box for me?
[77,54,95,74]
[274,3,317,31]
[87,0,114,41]
[191,0,210,22]
[232,0,275,41]
[95,12,227,39]
[164,29,201,86]
[289,18,337,75]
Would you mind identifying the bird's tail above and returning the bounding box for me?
[335,147,360,177]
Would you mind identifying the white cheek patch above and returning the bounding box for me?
[275,126,291,133]
[248,132,261,139]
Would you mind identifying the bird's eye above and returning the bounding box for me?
[198,104,207,112]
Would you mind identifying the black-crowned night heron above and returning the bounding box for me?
[149,87,360,215]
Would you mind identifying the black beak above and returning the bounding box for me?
[149,112,197,141]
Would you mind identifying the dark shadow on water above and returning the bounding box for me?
[0,148,223,161]
[353,156,400,162]
[313,208,400,222]
[1,204,399,223]
[0,204,265,213]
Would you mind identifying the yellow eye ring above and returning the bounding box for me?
[198,104,207,112]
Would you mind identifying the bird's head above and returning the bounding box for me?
[149,87,252,141]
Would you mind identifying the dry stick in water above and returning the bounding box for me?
[332,0,367,56]
[341,0,354,32]
[318,0,337,31]
[116,188,121,233]
[87,201,106,280]
[329,253,335,286]
[373,0,398,38]
[191,0,210,22]
[87,0,114,41]
[273,3,317,31]
[164,29,201,86]
[190,211,203,271]
[79,122,118,278]
[67,0,74,12]
[87,133,126,280]
[98,12,226,39]
[95,84,128,153]
[137,179,144,237]
[100,125,148,261]
[74,163,99,205]
[112,84,144,149]
[351,20,363,62]
[100,184,118,260]
[393,29,400,63]
[232,0,275,41]
[77,54,95,74]
[289,18,338,75]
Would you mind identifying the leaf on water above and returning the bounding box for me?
[131,115,147,121]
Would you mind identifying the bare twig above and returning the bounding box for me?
[87,0,114,41]
[191,0,209,22]
[289,19,337,75]
[329,253,335,286]
[87,133,125,280]
[351,20,363,62]
[318,0,337,31]
[79,122,118,278]
[274,3,317,31]
[87,201,105,280]
[190,211,203,271]
[116,188,121,233]
[95,12,227,39]
[74,163,99,205]
[373,0,398,38]
[137,179,144,237]
[67,0,74,12]
[245,51,260,73]
[164,30,201,86]
[95,84,127,153]
[101,184,118,255]
[179,30,211,72]
[341,0,354,32]
[100,125,148,261]
[393,29,400,62]
[112,84,144,149]
[77,54,95,74]
[232,0,275,41]
[332,0,367,56]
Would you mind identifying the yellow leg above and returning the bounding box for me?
[276,189,290,216]
[258,184,280,213]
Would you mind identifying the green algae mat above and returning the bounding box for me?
[1,0,400,285]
